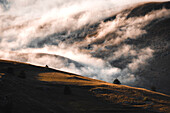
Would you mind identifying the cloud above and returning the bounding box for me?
[128,47,154,72]
[85,8,170,46]
[0,0,169,84]
[107,45,137,61]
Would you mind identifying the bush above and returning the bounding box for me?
[151,86,156,91]
[64,86,72,95]
[45,65,49,68]
[143,96,149,101]
[113,78,121,84]
[18,70,26,79]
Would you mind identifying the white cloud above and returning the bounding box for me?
[0,0,169,84]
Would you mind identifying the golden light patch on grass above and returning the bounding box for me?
[90,86,170,113]
[0,73,5,76]
[0,73,5,78]
[36,69,170,113]
[106,83,170,98]
[37,72,106,86]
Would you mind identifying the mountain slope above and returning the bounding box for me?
[81,1,170,94]
[0,59,170,113]
[127,1,170,18]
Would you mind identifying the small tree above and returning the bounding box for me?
[143,96,149,101]
[18,70,26,79]
[45,65,49,68]
[113,78,121,84]
[64,86,72,95]
[151,86,156,91]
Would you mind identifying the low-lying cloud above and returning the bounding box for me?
[0,0,169,84]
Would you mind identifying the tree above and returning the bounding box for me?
[151,86,156,91]
[113,78,121,84]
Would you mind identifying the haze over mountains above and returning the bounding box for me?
[0,0,170,94]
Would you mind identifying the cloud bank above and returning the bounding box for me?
[0,0,169,84]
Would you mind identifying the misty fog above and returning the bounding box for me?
[0,0,169,84]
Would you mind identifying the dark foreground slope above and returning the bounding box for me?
[0,59,170,113]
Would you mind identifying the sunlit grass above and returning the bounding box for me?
[37,71,170,113]
[37,72,106,86]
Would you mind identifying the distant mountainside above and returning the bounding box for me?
[81,1,170,94]
[126,2,170,94]
[127,1,170,18]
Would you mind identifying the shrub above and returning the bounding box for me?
[113,78,121,84]
[151,86,156,91]
[64,86,72,95]
[143,96,149,101]
[18,70,26,79]
[45,65,49,68]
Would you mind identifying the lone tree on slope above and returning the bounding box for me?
[113,78,121,85]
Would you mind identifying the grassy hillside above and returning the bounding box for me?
[0,59,169,113]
